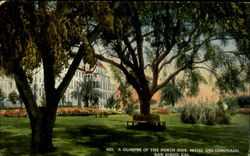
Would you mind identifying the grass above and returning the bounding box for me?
[0,114,249,156]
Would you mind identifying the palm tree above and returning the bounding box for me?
[71,80,101,108]
[8,91,19,105]
[71,87,83,108]
[160,79,182,106]
[81,81,101,107]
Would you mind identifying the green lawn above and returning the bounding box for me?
[0,114,249,156]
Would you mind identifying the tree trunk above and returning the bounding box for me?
[85,98,89,107]
[77,96,82,109]
[30,109,57,154]
[138,92,152,115]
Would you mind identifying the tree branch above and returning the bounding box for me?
[152,65,187,94]
[192,66,219,79]
[96,53,142,92]
[131,3,144,69]
[95,54,122,69]
[13,64,39,118]
[56,25,101,101]
[122,35,139,68]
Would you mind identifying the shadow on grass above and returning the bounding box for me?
[63,125,166,156]
[0,131,30,156]
[60,123,249,156]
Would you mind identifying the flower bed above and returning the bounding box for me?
[151,109,170,115]
[57,108,91,116]
[156,109,170,115]
[0,109,27,117]
[0,107,123,117]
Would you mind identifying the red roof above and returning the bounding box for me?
[97,62,105,69]
[77,62,106,74]
[77,68,94,74]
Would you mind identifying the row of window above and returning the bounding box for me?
[84,74,111,82]
[0,81,14,89]
[68,80,114,91]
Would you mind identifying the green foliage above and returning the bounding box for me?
[150,99,157,105]
[71,88,82,108]
[105,95,120,109]
[181,101,232,125]
[177,70,207,97]
[216,65,246,94]
[111,65,138,114]
[160,79,182,106]
[0,1,96,76]
[0,2,40,74]
[8,91,20,105]
[220,97,238,115]
[125,102,139,116]
[96,2,250,117]
[77,80,101,107]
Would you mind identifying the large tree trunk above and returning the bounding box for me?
[29,106,57,154]
[138,92,152,115]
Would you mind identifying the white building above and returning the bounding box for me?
[0,62,115,108]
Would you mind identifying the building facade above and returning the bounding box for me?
[0,62,115,108]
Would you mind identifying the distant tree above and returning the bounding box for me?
[72,81,101,108]
[106,95,120,109]
[80,81,101,107]
[0,88,6,106]
[8,91,19,105]
[71,87,83,108]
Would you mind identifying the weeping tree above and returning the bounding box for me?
[0,1,119,153]
[95,2,249,117]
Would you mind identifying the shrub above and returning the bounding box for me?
[94,111,108,118]
[79,109,91,116]
[181,101,232,125]
[222,97,238,115]
[125,104,139,116]
[105,109,123,115]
